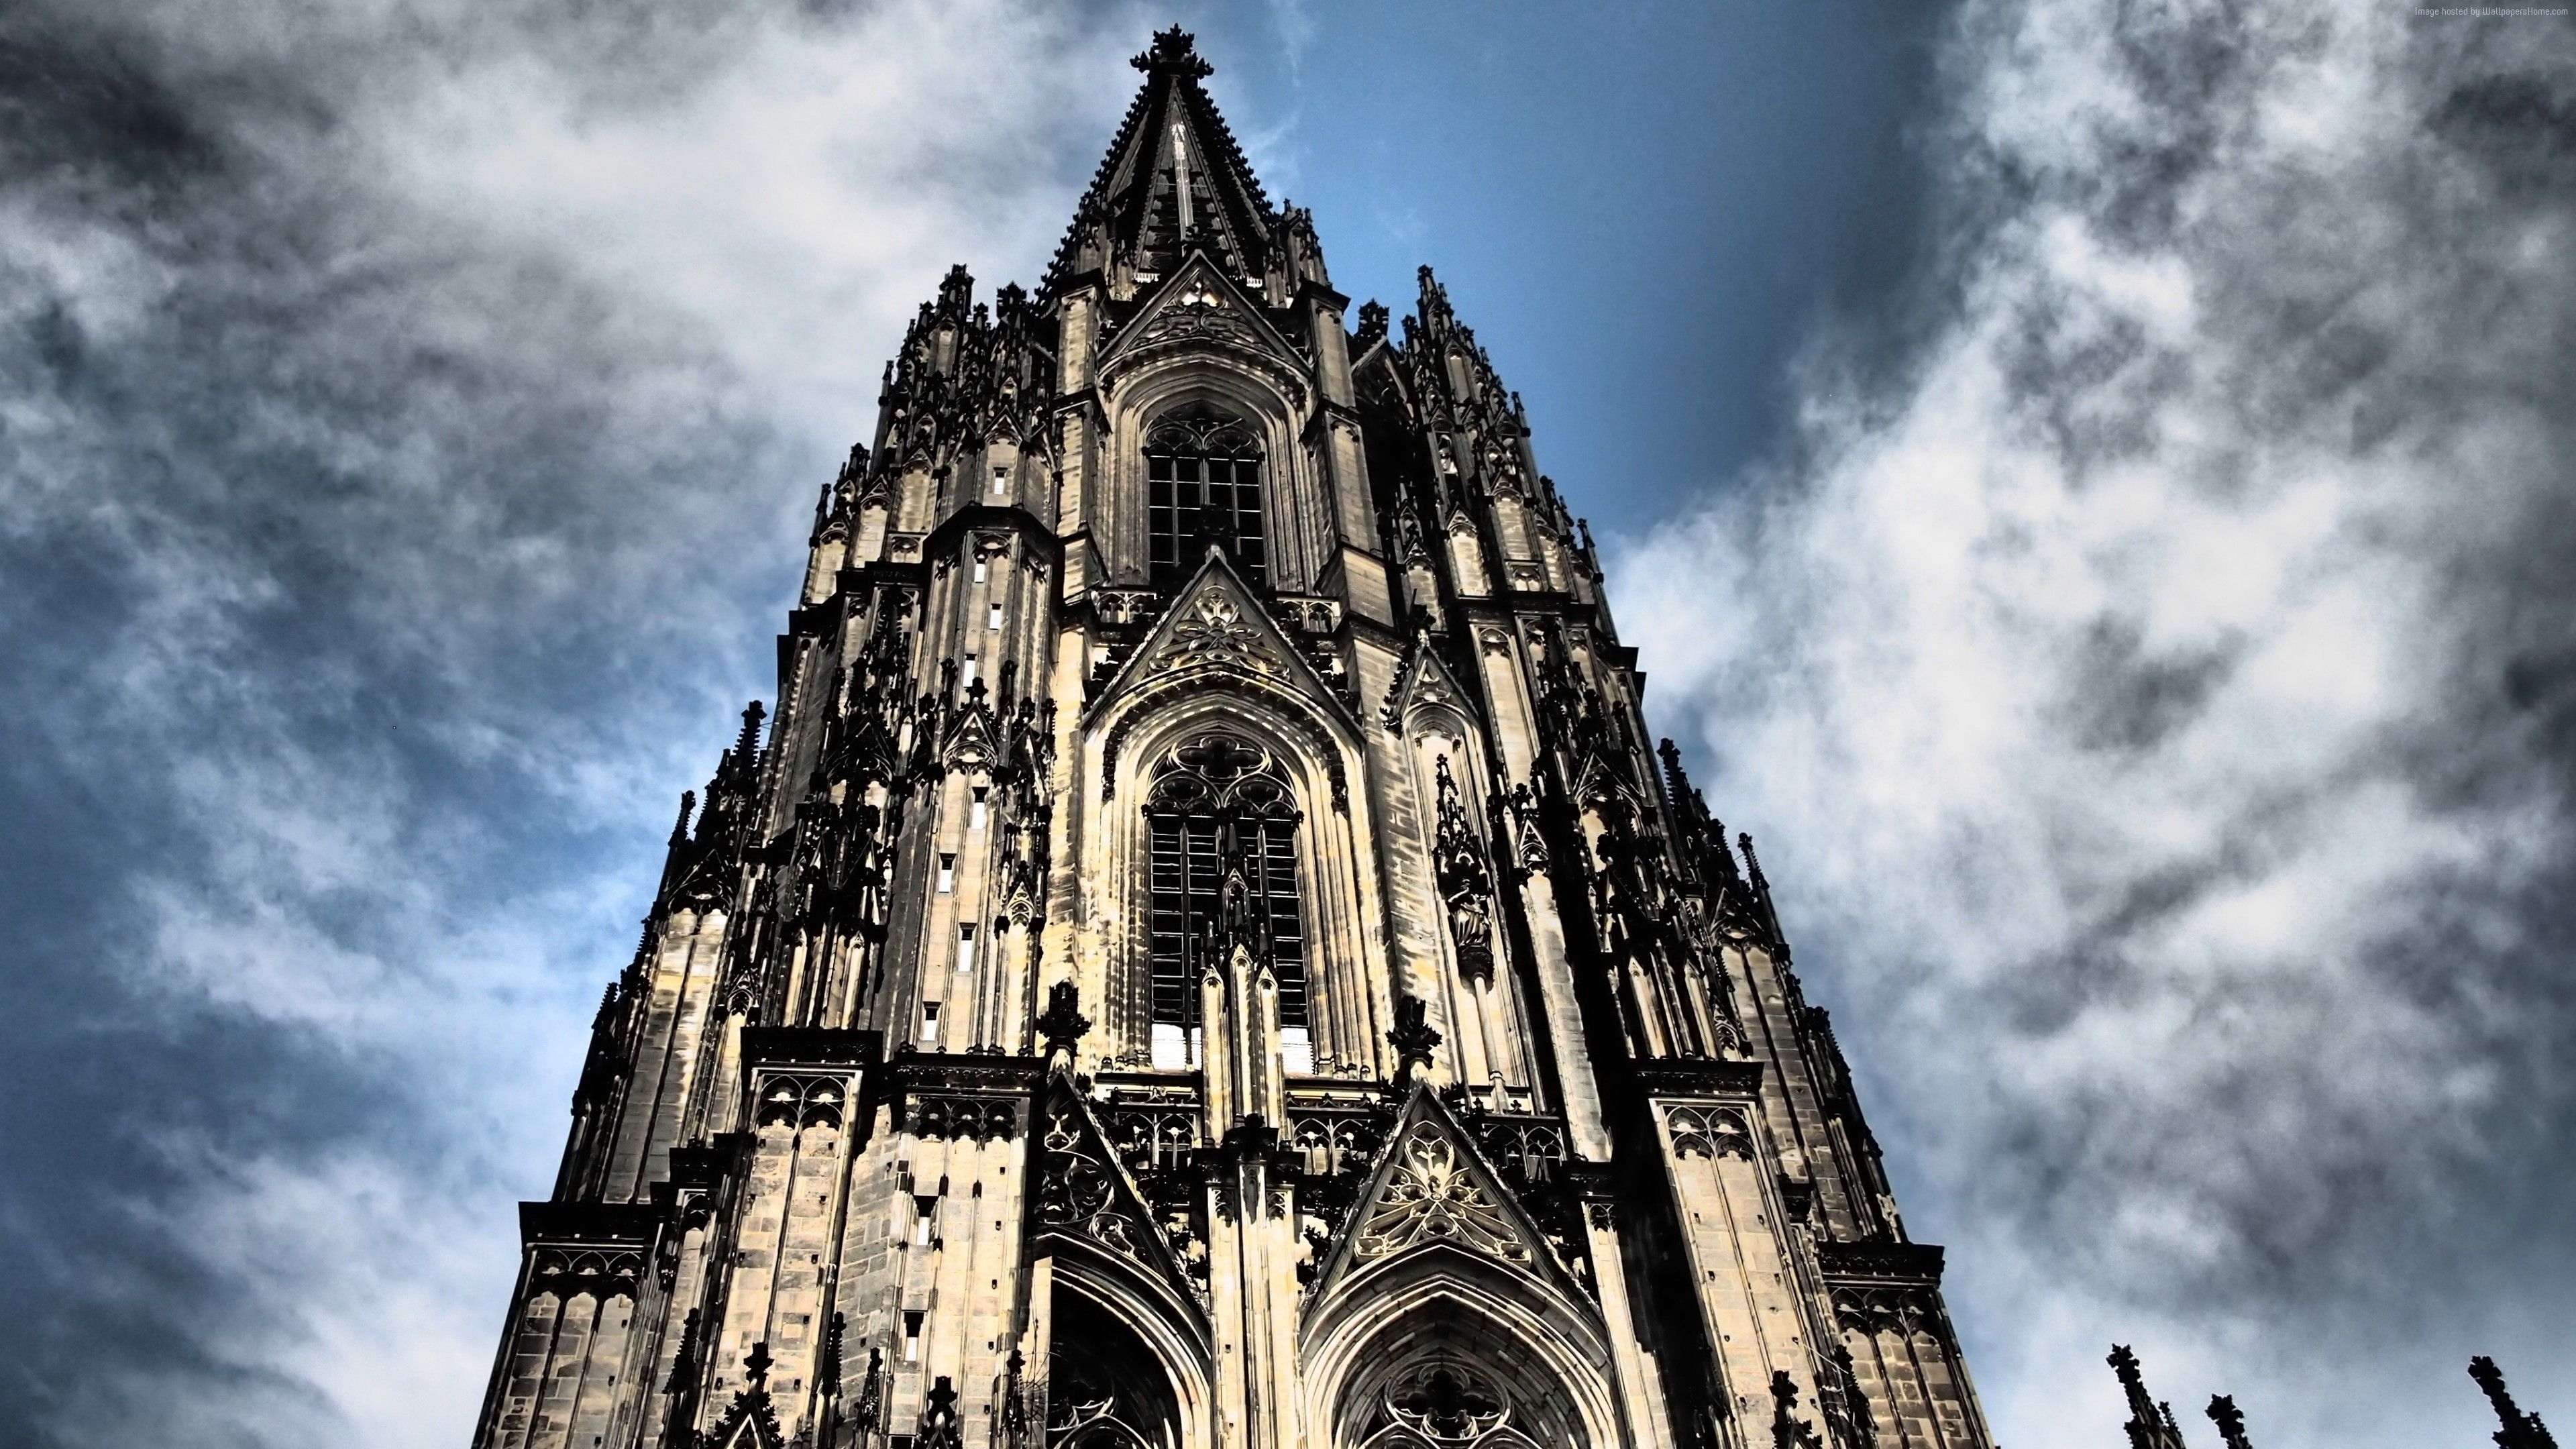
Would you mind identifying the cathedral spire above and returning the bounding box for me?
[472,31,2005,1449]
[1046,27,1276,290]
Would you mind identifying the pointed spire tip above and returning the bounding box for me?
[1133,26,1212,78]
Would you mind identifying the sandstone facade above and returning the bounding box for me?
[471,30,1992,1449]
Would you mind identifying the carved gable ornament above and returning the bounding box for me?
[1028,1074,1206,1320]
[1097,252,1307,398]
[1088,552,1364,806]
[1087,551,1370,804]
[1110,552,1288,690]
[1086,551,1346,724]
[1354,1120,1530,1264]
[1135,276,1260,350]
[1305,1087,1580,1310]
[1383,634,1480,735]
[1165,588,1280,676]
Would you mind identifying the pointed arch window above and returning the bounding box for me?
[1144,733,1308,1069]
[1047,1288,1181,1449]
[1146,409,1267,586]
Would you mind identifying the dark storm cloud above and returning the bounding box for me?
[0,2,1137,1444]
[1617,3,2576,1445]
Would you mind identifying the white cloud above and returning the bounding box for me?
[0,1,1146,1443]
[1616,2,2576,1444]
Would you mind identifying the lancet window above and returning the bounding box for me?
[1143,733,1309,1069]
[1146,409,1268,585]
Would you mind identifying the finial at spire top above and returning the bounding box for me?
[2206,1394,2256,1449]
[1132,26,1212,78]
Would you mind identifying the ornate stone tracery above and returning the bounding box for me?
[1353,1120,1530,1265]
[907,1095,1020,1140]
[527,1246,643,1303]
[1037,1102,1155,1269]
[1141,731,1309,1051]
[472,29,1998,1449]
[1665,1104,1755,1161]
[1357,1362,1546,1449]
[1158,592,1278,676]
[752,1075,847,1130]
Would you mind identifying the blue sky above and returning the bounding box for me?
[1,3,2571,1447]
[1175,2,1944,538]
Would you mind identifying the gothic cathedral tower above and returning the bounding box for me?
[474,31,1991,1449]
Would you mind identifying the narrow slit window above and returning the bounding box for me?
[987,600,1003,631]
[970,788,988,830]
[903,1311,925,1361]
[957,924,977,974]
[920,1001,941,1044]
[991,465,1009,496]
[937,854,955,894]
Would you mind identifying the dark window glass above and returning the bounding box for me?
[1146,412,1267,585]
[1143,735,1307,1028]
[1262,824,1306,1026]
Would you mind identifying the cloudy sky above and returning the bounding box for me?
[0,2,2567,1446]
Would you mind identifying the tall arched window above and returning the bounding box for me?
[1144,734,1309,1070]
[1146,408,1268,586]
[1048,1288,1182,1449]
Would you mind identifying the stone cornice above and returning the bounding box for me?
[741,1026,881,1069]
[1627,1057,1766,1099]
[517,1200,663,1248]
[1816,1238,1947,1285]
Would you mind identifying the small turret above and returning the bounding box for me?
[1354,299,1390,352]
[934,262,974,321]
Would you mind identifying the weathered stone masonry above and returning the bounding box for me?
[470,29,1995,1449]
